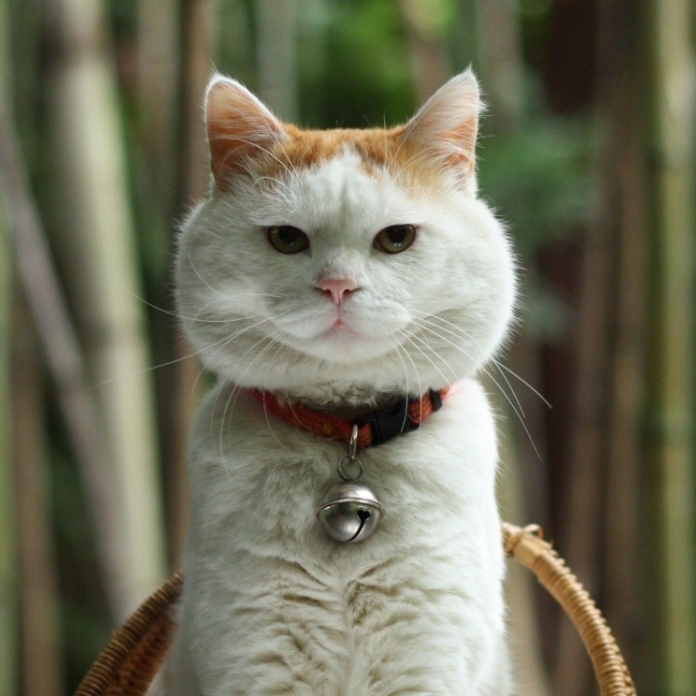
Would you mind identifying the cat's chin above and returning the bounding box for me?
[280,329,396,365]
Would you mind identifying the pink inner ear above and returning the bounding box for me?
[208,119,259,183]
[438,119,478,173]
[206,80,284,187]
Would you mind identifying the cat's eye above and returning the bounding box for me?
[267,225,310,254]
[373,224,417,254]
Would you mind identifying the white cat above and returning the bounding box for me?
[166,69,517,695]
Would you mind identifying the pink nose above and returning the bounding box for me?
[317,278,358,305]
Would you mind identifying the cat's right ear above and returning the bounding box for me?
[205,76,285,189]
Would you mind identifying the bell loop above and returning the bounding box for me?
[348,424,359,460]
[338,424,363,481]
[337,455,364,482]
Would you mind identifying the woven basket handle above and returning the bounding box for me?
[74,523,636,696]
[502,523,636,696]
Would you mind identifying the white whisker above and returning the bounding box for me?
[409,314,543,461]
[495,361,552,410]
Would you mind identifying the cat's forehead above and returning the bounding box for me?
[262,144,416,234]
[243,124,451,231]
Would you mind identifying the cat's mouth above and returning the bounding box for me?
[315,310,401,342]
[317,317,363,341]
[269,311,403,363]
[272,305,363,339]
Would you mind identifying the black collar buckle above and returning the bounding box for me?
[353,398,412,447]
[352,389,443,447]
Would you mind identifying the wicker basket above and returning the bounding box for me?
[73,523,636,696]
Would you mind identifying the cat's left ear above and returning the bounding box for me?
[205,75,286,189]
[402,69,482,183]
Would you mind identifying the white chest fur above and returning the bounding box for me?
[165,378,511,696]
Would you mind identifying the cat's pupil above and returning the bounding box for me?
[278,226,298,244]
[388,228,408,245]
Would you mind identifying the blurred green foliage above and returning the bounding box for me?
[478,114,591,256]
[300,0,416,127]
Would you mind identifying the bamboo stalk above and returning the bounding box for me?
[598,0,646,677]
[255,0,299,121]
[0,2,18,694]
[649,0,696,690]
[0,224,16,696]
[552,89,615,696]
[399,0,449,103]
[0,150,16,696]
[137,0,178,222]
[175,0,214,206]
[474,0,525,126]
[470,0,550,685]
[496,401,552,696]
[0,98,132,621]
[46,0,167,616]
[136,0,187,568]
[153,0,216,564]
[11,292,63,696]
[553,1,647,691]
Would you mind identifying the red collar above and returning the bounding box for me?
[249,388,449,449]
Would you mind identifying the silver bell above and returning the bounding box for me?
[316,480,384,543]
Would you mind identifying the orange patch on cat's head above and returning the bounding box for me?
[251,124,446,191]
[260,126,402,171]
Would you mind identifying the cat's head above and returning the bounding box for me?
[176,70,516,397]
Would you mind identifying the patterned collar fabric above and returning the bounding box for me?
[248,388,449,449]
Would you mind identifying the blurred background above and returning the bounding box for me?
[1,0,695,694]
